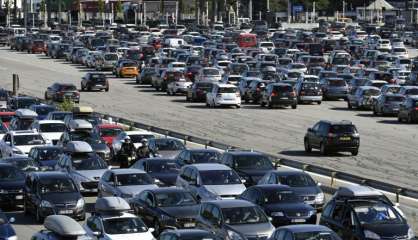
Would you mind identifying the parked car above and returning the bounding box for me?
[44,83,80,103]
[148,138,186,159]
[81,72,109,92]
[32,215,92,240]
[206,83,241,108]
[398,96,418,123]
[260,83,297,109]
[0,163,25,208]
[347,86,381,109]
[269,225,341,240]
[373,94,406,116]
[131,158,179,186]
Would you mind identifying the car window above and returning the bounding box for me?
[331,204,345,222]
[284,231,293,240]
[322,201,335,217]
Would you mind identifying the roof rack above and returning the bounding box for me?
[95,197,131,215]
[44,215,86,237]
[225,148,254,152]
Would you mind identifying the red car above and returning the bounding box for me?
[29,40,46,54]
[93,124,125,146]
[0,112,15,128]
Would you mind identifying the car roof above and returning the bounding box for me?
[319,119,354,125]
[208,199,255,208]
[64,141,93,153]
[336,185,383,198]
[109,168,146,174]
[31,171,70,179]
[253,184,292,192]
[191,163,231,171]
[277,224,332,233]
[44,215,86,236]
[38,120,65,124]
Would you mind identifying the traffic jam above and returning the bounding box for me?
[0,19,417,240]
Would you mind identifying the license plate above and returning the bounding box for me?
[184,223,195,228]
[340,137,351,141]
[291,219,306,223]
[15,195,23,200]
[280,97,288,99]
[65,93,73,96]
[59,210,73,214]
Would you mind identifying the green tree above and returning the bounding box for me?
[57,98,75,112]
[115,0,122,14]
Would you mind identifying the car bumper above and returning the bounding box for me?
[0,193,24,206]
[300,96,322,102]
[39,206,85,219]
[88,84,108,90]
[382,107,400,115]
[56,95,80,102]
[270,98,297,106]
[325,92,348,98]
[271,214,317,227]
[214,99,241,106]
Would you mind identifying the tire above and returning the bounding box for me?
[236,105,241,108]
[373,107,377,116]
[351,149,359,156]
[36,207,43,223]
[206,102,210,107]
[407,114,413,124]
[304,138,312,153]
[320,143,327,155]
[105,87,109,92]
[153,220,161,235]
[44,92,48,100]
[398,115,403,122]
[317,101,322,105]
[291,104,297,109]
[348,101,352,109]
[268,102,273,109]
[260,101,266,107]
[88,86,92,91]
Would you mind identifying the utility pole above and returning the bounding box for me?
[249,0,252,20]
[287,0,291,23]
[343,0,345,18]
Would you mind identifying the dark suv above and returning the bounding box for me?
[304,120,360,155]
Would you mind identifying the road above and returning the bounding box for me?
[0,47,417,236]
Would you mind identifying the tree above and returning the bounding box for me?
[97,0,104,23]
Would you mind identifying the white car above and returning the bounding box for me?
[395,58,412,71]
[392,47,409,59]
[287,63,307,74]
[0,130,47,156]
[198,67,222,82]
[31,120,65,145]
[377,39,392,50]
[167,78,192,95]
[167,61,186,72]
[258,41,274,53]
[206,83,241,108]
[394,70,411,85]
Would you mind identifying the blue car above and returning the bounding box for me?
[0,210,17,240]
[30,104,57,120]
[269,224,341,240]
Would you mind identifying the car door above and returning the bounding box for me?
[197,203,214,232]
[86,216,104,239]
[134,191,155,226]
[100,172,114,197]
[24,175,35,212]
[308,122,321,147]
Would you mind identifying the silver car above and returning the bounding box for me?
[373,94,406,116]
[347,86,380,110]
[98,168,158,200]
[176,163,246,201]
[95,52,119,71]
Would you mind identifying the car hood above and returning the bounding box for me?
[118,184,159,196]
[41,132,63,141]
[204,184,246,197]
[160,205,200,219]
[263,202,314,214]
[362,223,408,237]
[0,180,25,189]
[41,192,81,204]
[75,169,106,181]
[158,150,181,159]
[227,222,274,238]
[236,169,270,182]
[0,223,16,238]
[292,186,321,196]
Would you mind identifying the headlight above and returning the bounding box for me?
[270,211,284,217]
[308,210,317,216]
[408,227,415,239]
[315,192,325,203]
[227,230,244,240]
[364,230,380,240]
[40,200,53,208]
[76,198,85,209]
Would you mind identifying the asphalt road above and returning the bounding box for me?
[0,47,417,237]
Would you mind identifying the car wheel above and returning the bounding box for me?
[44,92,48,100]
[153,220,160,235]
[23,199,29,215]
[398,115,403,122]
[268,101,273,109]
[36,207,43,223]
[105,87,109,92]
[304,138,312,153]
[206,102,210,107]
[347,101,352,109]
[236,105,241,108]
[373,106,378,116]
[320,143,327,155]
[317,101,322,105]
[260,101,266,107]
[291,104,297,109]
[88,86,92,91]
[408,114,413,124]
[351,149,359,156]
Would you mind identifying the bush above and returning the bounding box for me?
[57,98,75,112]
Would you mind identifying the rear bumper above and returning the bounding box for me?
[271,97,297,106]
[300,96,322,102]
[0,193,24,206]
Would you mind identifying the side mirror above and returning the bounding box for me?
[5,141,10,146]
[307,128,313,132]
[149,228,155,233]
[9,217,15,223]
[154,179,160,184]
[241,179,247,184]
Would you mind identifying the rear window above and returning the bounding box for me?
[241,37,255,43]
[274,85,292,92]
[104,54,118,61]
[219,87,237,93]
[386,96,405,102]
[59,85,77,91]
[302,83,319,90]
[203,69,220,75]
[330,125,357,134]
[328,80,346,86]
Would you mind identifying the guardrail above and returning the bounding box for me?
[101,112,418,203]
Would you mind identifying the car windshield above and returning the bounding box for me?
[70,131,92,141]
[385,87,400,94]
[16,98,38,108]
[90,74,105,81]
[50,112,70,121]
[386,96,405,102]
[116,173,153,186]
[7,158,37,171]
[40,123,66,132]
[148,161,178,173]
[190,152,220,164]
[406,89,418,95]
[222,206,268,225]
[105,54,118,60]
[264,189,301,204]
[200,170,241,185]
[34,106,55,115]
[363,89,380,96]
[103,217,148,235]
[155,191,197,207]
[0,166,24,181]
[39,178,77,193]
[155,139,185,151]
[203,69,220,75]
[278,174,316,187]
[100,128,123,137]
[294,232,339,240]
[37,148,63,161]
[234,155,273,170]
[122,62,136,67]
[128,134,154,143]
[330,125,357,134]
[71,154,106,170]
[354,202,403,225]
[59,85,77,91]
[13,134,44,146]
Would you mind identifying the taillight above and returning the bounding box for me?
[415,107,418,111]
[271,91,278,97]
[75,92,80,96]
[290,91,296,97]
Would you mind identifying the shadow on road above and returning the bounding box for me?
[378,119,408,125]
[356,113,375,118]
[185,105,208,109]
[280,150,349,157]
[171,99,188,103]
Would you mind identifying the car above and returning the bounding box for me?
[148,138,186,159]
[220,150,275,186]
[44,83,80,103]
[398,96,418,123]
[83,197,155,240]
[392,47,408,58]
[0,156,39,172]
[206,83,241,108]
[347,86,381,109]
[166,76,192,96]
[31,120,66,145]
[319,198,414,240]
[9,109,38,131]
[0,163,25,208]
[32,215,93,240]
[196,199,275,240]
[240,185,317,227]
[28,146,63,170]
[131,158,179,186]
[130,187,200,235]
[0,210,17,240]
[137,67,156,84]
[0,129,47,156]
[320,78,349,100]
[156,69,185,92]
[114,60,139,78]
[45,111,72,121]
[93,124,125,146]
[175,149,221,168]
[198,67,222,82]
[158,229,219,240]
[399,86,418,97]
[243,79,269,104]
[23,171,85,222]
[81,72,109,92]
[98,168,158,200]
[260,83,297,109]
[95,52,119,71]
[176,163,246,201]
[258,170,325,210]
[304,120,360,156]
[8,96,39,111]
[28,39,46,53]
[55,141,108,193]
[294,81,323,104]
[0,112,15,128]
[373,94,406,116]
[186,81,214,102]
[269,224,342,240]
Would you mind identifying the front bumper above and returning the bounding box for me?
[0,192,24,206]
[271,214,317,227]
[39,205,85,219]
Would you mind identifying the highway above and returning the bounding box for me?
[0,47,417,237]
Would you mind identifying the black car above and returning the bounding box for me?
[304,120,360,155]
[28,146,64,170]
[8,96,40,110]
[137,67,156,84]
[398,96,418,123]
[158,229,220,240]
[220,150,274,186]
[320,199,413,240]
[0,210,17,240]
[0,156,39,172]
[24,171,85,222]
[175,149,221,168]
[81,73,109,92]
[44,83,80,103]
[0,163,25,207]
[260,83,297,109]
[240,185,316,227]
[186,82,214,102]
[130,188,200,235]
[131,158,179,186]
